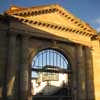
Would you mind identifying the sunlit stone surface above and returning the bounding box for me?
[0,4,100,100]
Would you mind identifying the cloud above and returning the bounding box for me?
[94,18,100,24]
[93,18,100,32]
[96,27,100,32]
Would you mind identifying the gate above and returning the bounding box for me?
[31,49,73,100]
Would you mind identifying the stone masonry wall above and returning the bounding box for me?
[92,40,100,100]
[0,20,8,99]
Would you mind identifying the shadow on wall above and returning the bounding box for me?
[0,15,96,100]
[0,15,74,100]
[84,47,95,100]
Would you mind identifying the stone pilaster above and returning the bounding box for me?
[72,46,78,100]
[20,36,29,100]
[84,47,95,100]
[6,34,16,100]
[76,45,86,100]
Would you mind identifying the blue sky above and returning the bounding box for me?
[0,0,100,32]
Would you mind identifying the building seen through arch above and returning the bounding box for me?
[31,49,72,98]
[0,3,100,100]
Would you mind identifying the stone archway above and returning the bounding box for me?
[11,36,94,100]
[31,48,72,99]
[0,4,97,100]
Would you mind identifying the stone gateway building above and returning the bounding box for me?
[0,4,100,100]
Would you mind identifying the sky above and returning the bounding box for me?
[0,0,100,32]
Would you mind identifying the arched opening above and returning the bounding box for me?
[31,49,72,99]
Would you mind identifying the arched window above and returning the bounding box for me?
[31,49,72,98]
